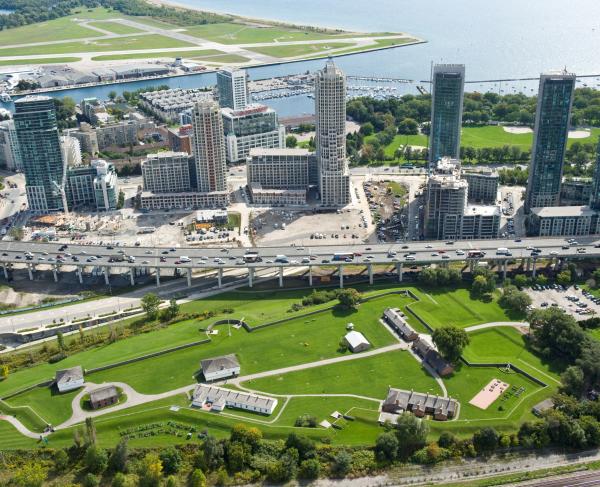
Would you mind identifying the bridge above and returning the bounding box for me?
[0,236,598,290]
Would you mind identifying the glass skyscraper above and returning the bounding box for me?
[525,72,576,213]
[216,68,249,111]
[429,64,465,169]
[14,95,66,212]
[590,137,600,211]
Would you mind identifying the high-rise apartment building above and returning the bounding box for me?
[315,60,350,206]
[0,119,22,171]
[429,64,465,168]
[525,71,576,213]
[217,68,249,111]
[590,138,600,211]
[191,99,227,193]
[14,95,66,212]
[142,152,192,194]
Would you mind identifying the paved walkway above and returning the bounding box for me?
[0,414,40,439]
[465,321,529,332]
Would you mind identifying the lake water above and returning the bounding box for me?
[2,0,600,117]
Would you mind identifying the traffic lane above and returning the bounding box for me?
[524,470,600,487]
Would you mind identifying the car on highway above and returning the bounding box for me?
[405,255,416,261]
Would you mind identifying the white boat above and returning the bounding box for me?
[0,93,11,103]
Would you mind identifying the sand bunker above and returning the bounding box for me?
[469,378,509,410]
[503,126,533,134]
[568,130,591,139]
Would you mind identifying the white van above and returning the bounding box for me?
[179,256,191,263]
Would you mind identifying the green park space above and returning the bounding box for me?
[243,350,441,399]
[315,37,418,58]
[196,54,250,64]
[408,287,517,329]
[5,386,79,430]
[248,42,354,58]
[91,49,224,61]
[0,34,192,57]
[0,16,100,45]
[88,20,145,35]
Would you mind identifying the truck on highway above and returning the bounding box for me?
[467,250,486,259]
[275,255,289,263]
[496,247,510,255]
[109,255,125,263]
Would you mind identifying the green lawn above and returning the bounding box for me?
[243,350,441,399]
[5,386,80,430]
[248,42,353,58]
[0,57,81,66]
[0,17,99,45]
[0,421,39,450]
[408,288,519,329]
[88,21,145,35]
[0,398,48,433]
[0,34,192,57]
[91,49,223,61]
[317,37,418,57]
[87,293,406,394]
[195,54,250,64]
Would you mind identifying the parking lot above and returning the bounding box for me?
[526,285,599,320]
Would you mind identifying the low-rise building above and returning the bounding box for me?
[167,125,193,155]
[64,123,99,156]
[528,206,600,237]
[247,148,318,189]
[560,179,593,206]
[381,387,458,421]
[200,354,240,381]
[55,366,84,392]
[89,385,119,409]
[344,330,371,353]
[383,308,418,341]
[139,191,229,210]
[463,168,499,204]
[192,384,277,415]
[139,88,212,123]
[412,338,454,376]
[248,183,307,206]
[81,97,111,126]
[96,120,142,150]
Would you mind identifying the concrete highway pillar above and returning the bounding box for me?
[279,266,284,288]
[532,259,537,278]
[218,267,223,288]
[503,260,507,281]
[104,266,110,285]
[130,268,135,286]
[308,266,313,287]
[53,267,58,282]
[368,263,373,285]
[3,264,8,279]
[248,267,254,288]
[397,262,403,282]
[77,267,83,284]
[469,260,475,272]
[339,265,344,289]
[155,267,160,287]
[526,258,531,272]
[27,264,33,281]
[186,267,192,288]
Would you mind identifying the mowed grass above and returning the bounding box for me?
[87,293,406,394]
[0,57,81,66]
[0,398,48,433]
[0,421,39,450]
[463,327,565,382]
[5,386,79,431]
[243,350,441,399]
[88,21,145,35]
[195,54,250,64]
[0,17,99,45]
[409,288,518,329]
[0,34,192,57]
[319,37,418,57]
[248,42,354,58]
[91,49,223,61]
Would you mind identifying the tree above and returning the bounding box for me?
[530,308,585,362]
[189,469,207,487]
[201,435,225,471]
[337,288,362,309]
[285,135,298,148]
[432,326,470,363]
[85,446,108,474]
[472,427,499,455]
[418,267,438,287]
[557,270,573,287]
[375,431,399,462]
[299,458,320,479]
[561,365,585,397]
[83,473,100,487]
[159,446,182,475]
[12,462,47,487]
[285,433,315,461]
[395,413,429,459]
[0,364,8,380]
[139,453,163,487]
[359,122,374,136]
[514,274,529,289]
[331,450,352,478]
[165,476,178,487]
[108,91,117,101]
[56,331,66,352]
[9,225,24,241]
[141,293,161,320]
[85,417,97,446]
[472,274,490,297]
[53,449,69,473]
[117,190,125,209]
[397,117,418,135]
[108,438,129,473]
[499,285,532,314]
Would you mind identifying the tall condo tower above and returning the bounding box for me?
[590,137,600,211]
[217,68,250,111]
[14,95,66,212]
[191,99,227,193]
[525,71,576,213]
[429,64,465,168]
[315,60,350,206]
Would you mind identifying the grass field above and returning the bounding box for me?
[243,350,442,398]
[0,17,99,45]
[195,54,250,64]
[91,49,223,61]
[0,57,82,66]
[315,37,418,58]
[0,34,192,57]
[248,42,353,58]
[409,288,519,329]
[6,386,79,430]
[88,21,145,35]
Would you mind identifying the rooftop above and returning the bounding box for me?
[249,147,311,157]
[55,366,83,385]
[201,354,240,375]
[531,205,598,218]
[193,384,277,412]
[89,385,119,403]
